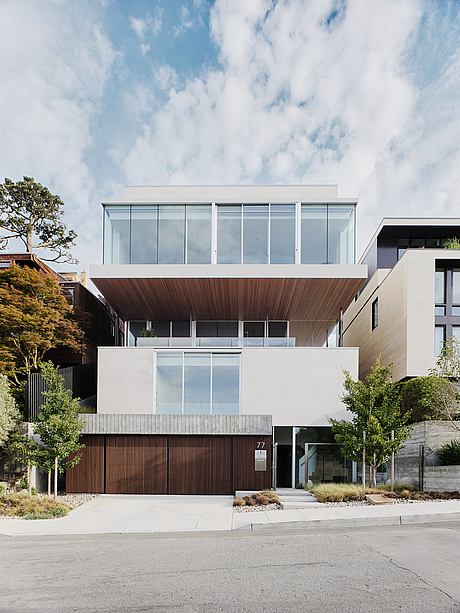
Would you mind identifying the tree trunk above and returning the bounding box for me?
[47,471,51,496]
[27,464,32,496]
[26,226,33,252]
[54,457,58,500]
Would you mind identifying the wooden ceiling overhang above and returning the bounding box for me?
[90,264,367,324]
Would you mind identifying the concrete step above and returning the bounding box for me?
[275,488,312,497]
[281,501,323,510]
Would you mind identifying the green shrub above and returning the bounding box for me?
[0,494,70,519]
[0,482,7,495]
[309,483,372,503]
[18,475,28,490]
[438,439,460,465]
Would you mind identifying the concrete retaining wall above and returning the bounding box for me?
[424,466,460,492]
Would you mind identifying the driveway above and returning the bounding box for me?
[0,495,234,536]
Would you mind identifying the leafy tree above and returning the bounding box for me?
[428,337,460,432]
[0,176,77,263]
[400,376,455,423]
[0,264,83,385]
[12,434,40,496]
[33,362,84,498]
[330,358,411,487]
[0,374,21,449]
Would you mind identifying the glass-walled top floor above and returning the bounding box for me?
[103,203,355,265]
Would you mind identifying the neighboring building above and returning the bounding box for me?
[0,253,123,418]
[66,185,367,495]
[342,219,460,381]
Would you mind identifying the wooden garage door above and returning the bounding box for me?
[66,435,105,494]
[105,435,168,494]
[168,435,232,495]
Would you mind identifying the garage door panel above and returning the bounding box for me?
[66,435,105,493]
[168,436,211,494]
[105,435,167,494]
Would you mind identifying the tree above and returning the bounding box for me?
[12,434,40,496]
[33,362,84,498]
[0,374,21,449]
[0,176,77,263]
[330,358,412,487]
[428,337,460,432]
[0,264,83,385]
[400,376,455,423]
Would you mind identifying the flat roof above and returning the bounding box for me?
[102,184,358,205]
[359,217,460,263]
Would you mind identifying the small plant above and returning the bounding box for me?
[18,475,28,490]
[444,237,460,250]
[0,482,7,494]
[139,329,157,338]
[438,439,460,465]
[233,490,280,507]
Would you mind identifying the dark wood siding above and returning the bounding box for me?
[66,434,270,495]
[105,435,167,494]
[233,435,272,491]
[66,435,105,493]
[168,435,232,495]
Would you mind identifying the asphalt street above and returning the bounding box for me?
[1,522,460,612]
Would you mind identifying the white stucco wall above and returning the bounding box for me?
[241,347,358,426]
[97,346,358,425]
[98,348,154,414]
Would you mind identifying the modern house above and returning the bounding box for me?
[342,218,460,381]
[66,185,367,495]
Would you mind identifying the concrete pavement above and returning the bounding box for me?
[1,495,460,536]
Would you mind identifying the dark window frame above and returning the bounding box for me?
[371,298,379,331]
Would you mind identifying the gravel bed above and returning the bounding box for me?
[323,498,459,507]
[37,493,99,509]
[234,503,282,513]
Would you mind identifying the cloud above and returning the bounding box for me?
[129,9,163,39]
[173,1,206,37]
[154,65,179,91]
[0,1,116,268]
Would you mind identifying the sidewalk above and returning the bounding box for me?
[1,496,460,537]
[233,499,460,531]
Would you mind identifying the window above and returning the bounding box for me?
[186,205,212,263]
[172,321,190,337]
[158,206,185,263]
[243,205,269,264]
[301,205,327,264]
[104,206,130,264]
[371,298,379,330]
[453,269,460,304]
[217,206,241,264]
[270,205,295,264]
[131,207,158,264]
[156,352,240,415]
[156,353,183,414]
[328,206,354,264]
[196,321,239,338]
[128,321,147,346]
[150,321,170,337]
[268,321,287,337]
[435,326,445,357]
[243,321,265,337]
[435,265,460,342]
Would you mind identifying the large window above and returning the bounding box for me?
[434,265,460,351]
[104,206,130,264]
[104,202,355,265]
[301,205,327,264]
[270,205,295,264]
[217,206,241,264]
[243,205,269,264]
[186,206,212,263]
[156,352,240,415]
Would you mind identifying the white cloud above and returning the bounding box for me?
[173,1,206,37]
[140,43,151,56]
[154,65,178,91]
[0,1,116,268]
[129,9,163,40]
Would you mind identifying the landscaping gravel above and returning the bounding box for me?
[234,503,282,513]
[37,493,99,509]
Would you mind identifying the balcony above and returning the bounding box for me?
[136,337,296,348]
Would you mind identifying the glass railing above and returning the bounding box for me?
[136,337,296,347]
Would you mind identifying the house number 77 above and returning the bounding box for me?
[256,441,265,449]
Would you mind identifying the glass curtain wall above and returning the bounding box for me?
[270,205,295,264]
[104,203,355,264]
[156,352,240,414]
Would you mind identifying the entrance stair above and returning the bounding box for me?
[276,488,322,510]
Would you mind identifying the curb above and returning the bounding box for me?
[240,511,460,532]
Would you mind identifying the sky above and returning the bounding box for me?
[1,0,460,272]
